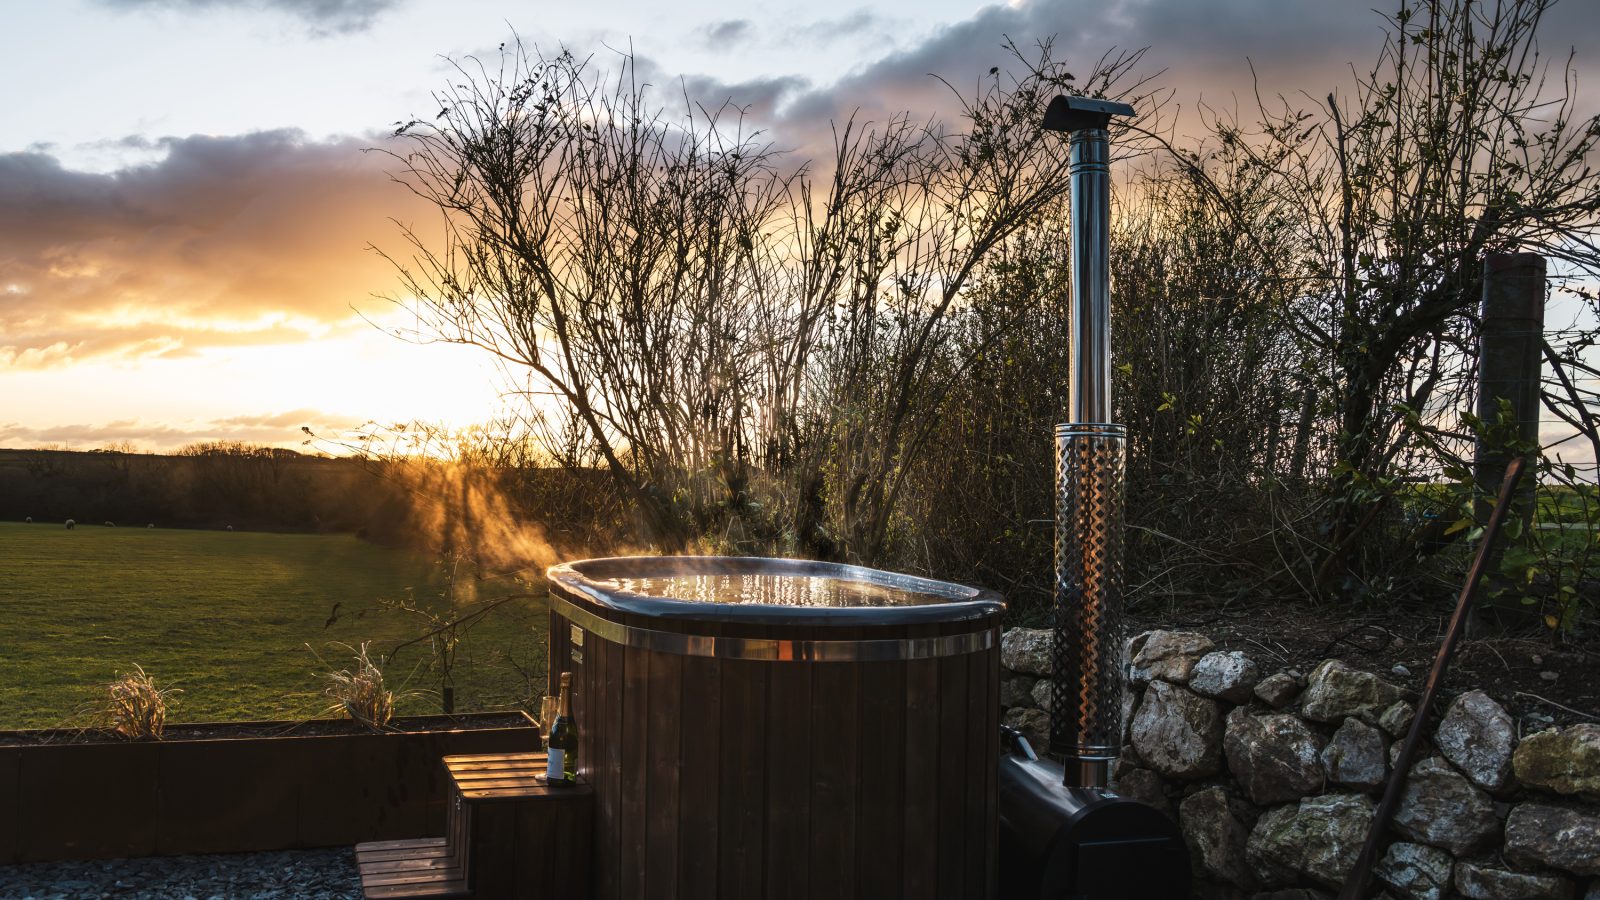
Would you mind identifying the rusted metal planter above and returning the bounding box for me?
[0,712,536,863]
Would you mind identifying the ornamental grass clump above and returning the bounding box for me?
[319,641,396,730]
[100,665,180,740]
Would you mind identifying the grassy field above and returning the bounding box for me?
[0,522,549,730]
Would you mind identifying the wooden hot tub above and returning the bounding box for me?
[546,555,1004,900]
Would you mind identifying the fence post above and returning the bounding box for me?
[1471,252,1545,628]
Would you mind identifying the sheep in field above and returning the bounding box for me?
[65,519,76,530]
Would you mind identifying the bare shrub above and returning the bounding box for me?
[98,665,180,740]
[313,641,401,730]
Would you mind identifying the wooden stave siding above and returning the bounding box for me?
[550,609,1000,900]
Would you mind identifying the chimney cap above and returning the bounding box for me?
[1042,95,1136,132]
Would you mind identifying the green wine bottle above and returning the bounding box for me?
[547,671,577,784]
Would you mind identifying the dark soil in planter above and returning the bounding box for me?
[1133,598,1599,727]
[0,711,534,747]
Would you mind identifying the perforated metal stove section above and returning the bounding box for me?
[1050,423,1127,766]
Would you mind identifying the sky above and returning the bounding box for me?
[2,0,1597,453]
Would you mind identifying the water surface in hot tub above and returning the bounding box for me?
[594,572,952,607]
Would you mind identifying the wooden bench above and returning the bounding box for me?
[355,751,593,900]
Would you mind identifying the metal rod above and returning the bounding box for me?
[1337,456,1527,900]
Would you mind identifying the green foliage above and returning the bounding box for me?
[1413,401,1599,638]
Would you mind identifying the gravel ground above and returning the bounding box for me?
[0,848,361,899]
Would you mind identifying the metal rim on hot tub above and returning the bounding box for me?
[550,594,995,661]
[547,555,1005,627]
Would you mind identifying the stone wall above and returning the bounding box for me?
[1000,628,1600,900]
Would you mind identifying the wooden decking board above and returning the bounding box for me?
[362,866,466,886]
[449,771,545,784]
[357,837,449,853]
[445,755,546,769]
[443,752,546,769]
[451,771,550,784]
[357,845,455,864]
[360,871,467,890]
[359,854,460,875]
[446,762,545,775]
[449,762,545,774]
[458,786,582,800]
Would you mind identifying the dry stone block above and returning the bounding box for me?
[1002,706,1050,754]
[1130,630,1215,686]
[1379,700,1416,738]
[1436,690,1516,792]
[1504,803,1600,877]
[1001,627,1053,676]
[1514,726,1600,797]
[1375,842,1453,900]
[999,674,1037,709]
[1121,687,1138,744]
[1110,766,1172,819]
[1322,717,1389,791]
[1030,678,1053,713]
[1245,793,1374,889]
[1392,757,1500,856]
[1301,660,1404,725]
[1454,861,1575,900]
[1191,651,1262,703]
[1180,786,1253,889]
[1132,681,1224,779]
[1254,672,1302,709]
[1224,707,1326,804]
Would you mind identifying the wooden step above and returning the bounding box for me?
[443,751,594,898]
[355,836,471,899]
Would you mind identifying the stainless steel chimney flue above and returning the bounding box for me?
[1042,95,1135,789]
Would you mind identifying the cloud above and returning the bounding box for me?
[764,0,1385,150]
[0,409,356,452]
[698,19,752,49]
[214,408,333,429]
[787,11,884,45]
[94,0,402,35]
[656,0,1595,168]
[678,74,811,121]
[0,130,431,368]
